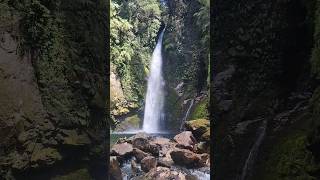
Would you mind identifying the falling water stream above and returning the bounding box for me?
[180,99,195,131]
[112,27,210,180]
[240,119,267,180]
[142,28,165,133]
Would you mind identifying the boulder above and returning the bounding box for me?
[185,175,198,180]
[132,137,149,150]
[144,167,186,180]
[133,148,150,162]
[200,130,210,142]
[141,156,157,172]
[170,149,202,168]
[132,138,159,156]
[131,159,138,175]
[151,137,175,156]
[110,156,122,180]
[174,131,197,150]
[185,119,210,140]
[111,142,133,157]
[199,153,210,167]
[196,141,210,154]
[128,132,150,142]
[115,137,128,144]
[147,142,160,156]
[157,159,172,168]
[151,137,171,146]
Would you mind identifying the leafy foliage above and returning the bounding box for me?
[194,0,210,48]
[163,0,209,94]
[110,0,161,106]
[190,98,209,120]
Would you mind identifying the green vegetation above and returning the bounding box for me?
[110,0,210,131]
[114,114,141,131]
[110,0,161,104]
[163,0,209,93]
[190,98,209,120]
[1,0,107,127]
[258,133,320,180]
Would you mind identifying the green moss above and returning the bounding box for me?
[190,98,209,120]
[185,119,210,142]
[114,114,140,131]
[6,0,108,127]
[186,119,209,129]
[256,133,320,180]
[164,87,183,131]
[51,168,92,180]
[201,130,210,142]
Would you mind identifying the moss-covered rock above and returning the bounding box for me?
[255,133,320,180]
[163,87,183,131]
[201,130,210,142]
[114,114,141,132]
[190,98,209,120]
[185,119,210,142]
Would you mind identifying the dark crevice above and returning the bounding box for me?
[279,0,313,93]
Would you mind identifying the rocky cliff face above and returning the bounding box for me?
[162,0,209,131]
[212,0,320,179]
[0,1,107,179]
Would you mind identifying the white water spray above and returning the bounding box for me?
[143,28,165,133]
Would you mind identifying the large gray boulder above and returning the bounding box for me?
[141,156,157,172]
[174,131,197,150]
[110,142,133,157]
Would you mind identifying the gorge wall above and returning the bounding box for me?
[212,0,320,179]
[0,1,107,179]
[110,0,210,132]
[162,0,210,131]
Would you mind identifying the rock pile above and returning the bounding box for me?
[109,131,210,179]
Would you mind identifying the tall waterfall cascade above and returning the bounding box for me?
[142,28,165,133]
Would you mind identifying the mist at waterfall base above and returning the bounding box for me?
[142,28,165,133]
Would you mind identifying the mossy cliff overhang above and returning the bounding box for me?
[212,0,319,179]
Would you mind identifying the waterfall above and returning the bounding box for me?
[180,99,195,131]
[143,28,165,133]
[240,119,267,180]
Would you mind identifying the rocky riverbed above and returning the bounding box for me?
[110,120,210,180]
